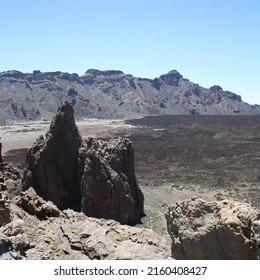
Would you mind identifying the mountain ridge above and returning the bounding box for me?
[0,69,259,123]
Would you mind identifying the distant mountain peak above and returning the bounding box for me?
[209,85,223,92]
[85,69,125,77]
[166,69,182,75]
[159,70,183,86]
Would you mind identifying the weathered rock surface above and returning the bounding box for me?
[0,162,22,182]
[165,197,260,259]
[0,190,10,227]
[22,102,82,210]
[0,172,11,227]
[0,162,23,201]
[15,187,60,219]
[81,137,144,224]
[0,190,171,260]
[22,102,144,225]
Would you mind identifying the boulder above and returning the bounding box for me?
[81,137,144,225]
[165,197,260,259]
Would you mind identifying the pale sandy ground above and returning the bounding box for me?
[0,122,50,153]
[0,119,134,153]
[0,119,218,235]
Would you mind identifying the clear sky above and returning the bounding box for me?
[1,0,259,104]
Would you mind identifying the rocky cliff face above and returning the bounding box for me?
[22,102,144,225]
[165,197,260,260]
[0,69,259,123]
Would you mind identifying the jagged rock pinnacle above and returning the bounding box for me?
[22,102,144,225]
[22,101,82,210]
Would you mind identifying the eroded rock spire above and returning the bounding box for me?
[22,101,144,224]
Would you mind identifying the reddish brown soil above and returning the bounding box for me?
[125,115,260,209]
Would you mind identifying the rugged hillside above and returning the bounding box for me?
[0,69,259,123]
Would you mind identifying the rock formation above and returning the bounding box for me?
[0,173,11,227]
[15,187,60,219]
[0,188,170,260]
[22,101,82,210]
[0,189,10,227]
[22,101,144,225]
[165,197,260,259]
[81,137,144,225]
[0,139,3,163]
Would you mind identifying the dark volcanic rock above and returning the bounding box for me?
[0,190,11,227]
[159,70,183,86]
[22,102,143,224]
[81,137,144,224]
[0,170,11,226]
[22,101,82,210]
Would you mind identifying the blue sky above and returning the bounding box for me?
[1,0,259,104]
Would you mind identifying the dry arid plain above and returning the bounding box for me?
[2,115,260,236]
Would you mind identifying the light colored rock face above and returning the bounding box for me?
[15,187,60,219]
[0,190,170,260]
[165,197,260,260]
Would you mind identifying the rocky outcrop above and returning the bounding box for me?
[0,162,22,181]
[22,102,144,225]
[22,101,82,211]
[165,197,260,259]
[0,190,10,227]
[15,187,60,219]
[0,175,11,227]
[0,190,170,260]
[0,161,24,226]
[81,137,144,225]
[159,70,183,86]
